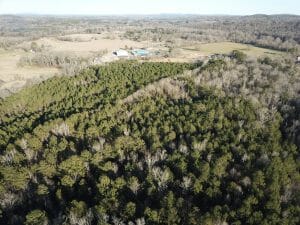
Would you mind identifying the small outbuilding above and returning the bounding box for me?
[114,49,129,57]
[297,56,300,63]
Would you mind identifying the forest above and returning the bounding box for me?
[0,56,299,224]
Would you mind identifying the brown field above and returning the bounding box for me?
[0,50,59,97]
[32,34,148,56]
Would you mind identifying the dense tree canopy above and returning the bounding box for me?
[0,61,299,225]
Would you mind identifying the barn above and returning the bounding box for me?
[132,49,150,57]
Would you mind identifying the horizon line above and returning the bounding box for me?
[1,13,299,17]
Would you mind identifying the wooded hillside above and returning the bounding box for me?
[0,60,299,225]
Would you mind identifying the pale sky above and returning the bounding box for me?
[0,0,299,15]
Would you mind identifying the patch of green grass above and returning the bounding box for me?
[183,42,283,57]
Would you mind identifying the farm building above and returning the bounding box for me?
[132,49,150,57]
[297,56,300,63]
[114,49,129,57]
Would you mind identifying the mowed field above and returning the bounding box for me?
[182,42,283,57]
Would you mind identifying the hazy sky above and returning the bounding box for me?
[0,0,299,15]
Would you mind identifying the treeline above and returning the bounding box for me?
[18,50,108,76]
[122,15,300,53]
[233,35,298,53]
[0,60,299,225]
[18,52,91,76]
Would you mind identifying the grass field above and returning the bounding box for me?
[182,42,283,57]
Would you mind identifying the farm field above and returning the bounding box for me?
[32,33,147,56]
[149,42,284,62]
[0,34,153,97]
[182,42,283,57]
[0,35,286,98]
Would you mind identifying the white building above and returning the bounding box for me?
[114,49,129,57]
